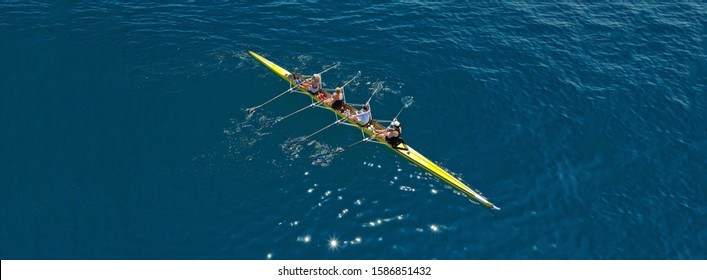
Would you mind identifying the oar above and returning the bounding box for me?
[337,134,377,152]
[341,71,361,88]
[245,87,295,115]
[349,87,380,107]
[313,134,377,162]
[372,96,414,124]
[319,62,340,75]
[287,117,349,148]
[367,82,384,103]
[321,72,361,100]
[392,96,414,120]
[263,99,325,126]
[339,71,361,103]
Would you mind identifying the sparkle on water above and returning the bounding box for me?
[297,235,312,244]
[429,224,440,233]
[328,237,339,250]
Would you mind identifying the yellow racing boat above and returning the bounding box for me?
[248,51,499,210]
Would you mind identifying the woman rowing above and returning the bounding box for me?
[307,73,322,95]
[287,72,305,85]
[325,87,345,112]
[376,120,404,147]
[351,104,372,126]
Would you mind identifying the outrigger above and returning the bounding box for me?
[247,51,499,210]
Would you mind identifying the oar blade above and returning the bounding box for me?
[262,117,280,127]
[401,96,414,108]
[285,136,307,150]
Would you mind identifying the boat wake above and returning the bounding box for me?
[224,114,271,157]
[280,138,339,167]
[280,137,306,160]
[192,111,271,173]
[310,144,340,167]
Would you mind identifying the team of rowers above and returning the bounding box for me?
[287,72,404,148]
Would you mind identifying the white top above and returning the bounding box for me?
[355,110,371,125]
[308,84,319,94]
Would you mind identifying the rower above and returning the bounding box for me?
[307,73,322,95]
[351,104,372,126]
[377,120,406,150]
[325,87,345,112]
[287,72,305,85]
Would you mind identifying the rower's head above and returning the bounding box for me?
[362,104,369,112]
[334,87,342,94]
[391,120,401,127]
[312,74,321,83]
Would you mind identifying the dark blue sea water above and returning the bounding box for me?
[1,1,705,260]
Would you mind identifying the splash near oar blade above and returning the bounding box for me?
[401,96,414,108]
[392,96,415,121]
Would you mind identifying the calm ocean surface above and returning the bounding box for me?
[1,1,705,259]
